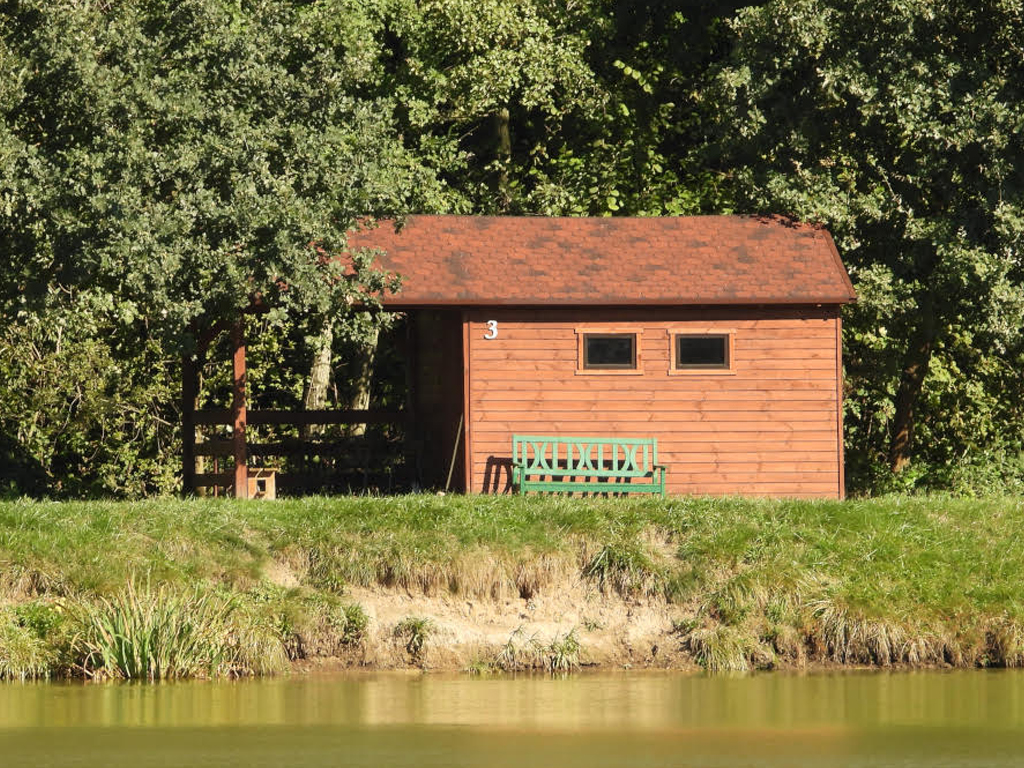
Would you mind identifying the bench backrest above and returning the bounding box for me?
[512,435,658,478]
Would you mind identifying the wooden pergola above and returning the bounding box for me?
[181,321,410,499]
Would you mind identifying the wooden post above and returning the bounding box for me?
[182,353,197,495]
[461,311,471,493]
[232,320,249,499]
[404,313,421,489]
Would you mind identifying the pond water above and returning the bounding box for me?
[2,670,1024,767]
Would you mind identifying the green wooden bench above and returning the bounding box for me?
[511,435,666,497]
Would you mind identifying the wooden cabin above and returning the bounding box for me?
[348,215,857,500]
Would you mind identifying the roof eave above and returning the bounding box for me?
[380,295,857,309]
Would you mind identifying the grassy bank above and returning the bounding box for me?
[2,494,1024,678]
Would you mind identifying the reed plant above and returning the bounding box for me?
[545,629,582,673]
[477,627,584,674]
[68,581,285,679]
[493,626,544,672]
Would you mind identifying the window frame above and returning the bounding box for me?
[668,330,735,375]
[575,328,644,375]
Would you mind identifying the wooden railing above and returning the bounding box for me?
[181,321,416,498]
[192,409,408,427]
[186,409,412,495]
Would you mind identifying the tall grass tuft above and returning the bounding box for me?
[0,608,55,680]
[484,627,583,674]
[682,624,775,673]
[706,573,770,626]
[229,609,290,675]
[341,603,369,645]
[582,542,665,597]
[245,583,369,661]
[493,626,544,672]
[988,618,1024,667]
[805,598,919,666]
[546,629,582,673]
[69,581,285,679]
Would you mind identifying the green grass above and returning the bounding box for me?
[0,606,55,680]
[3,494,1024,675]
[545,629,582,673]
[393,616,433,663]
[68,581,287,680]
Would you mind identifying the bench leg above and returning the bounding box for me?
[513,466,524,496]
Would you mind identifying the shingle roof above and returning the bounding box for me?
[345,215,856,306]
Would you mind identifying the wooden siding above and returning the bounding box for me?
[464,308,843,499]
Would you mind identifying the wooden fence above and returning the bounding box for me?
[184,409,414,496]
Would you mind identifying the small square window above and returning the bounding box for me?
[675,334,730,370]
[583,333,636,370]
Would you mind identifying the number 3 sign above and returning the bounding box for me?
[484,320,498,339]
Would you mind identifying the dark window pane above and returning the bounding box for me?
[584,334,635,369]
[676,335,728,368]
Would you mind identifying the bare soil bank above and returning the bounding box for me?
[331,583,693,672]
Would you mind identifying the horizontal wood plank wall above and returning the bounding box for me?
[465,308,842,499]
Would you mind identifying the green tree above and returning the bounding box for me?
[713,0,1024,483]
[374,0,598,212]
[524,0,742,217]
[370,0,742,217]
[1,0,446,340]
[0,0,449,495]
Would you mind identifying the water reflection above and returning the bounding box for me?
[5,670,1024,730]
[2,671,1024,767]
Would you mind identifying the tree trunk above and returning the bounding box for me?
[494,106,511,208]
[888,294,937,473]
[348,326,379,438]
[303,326,333,438]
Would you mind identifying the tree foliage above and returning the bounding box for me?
[712,0,1024,488]
[3,0,1024,496]
[0,0,451,339]
[0,0,449,495]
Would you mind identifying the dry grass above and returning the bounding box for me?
[469,626,585,675]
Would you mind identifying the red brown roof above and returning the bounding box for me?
[346,215,856,306]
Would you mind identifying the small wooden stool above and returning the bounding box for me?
[247,468,278,499]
